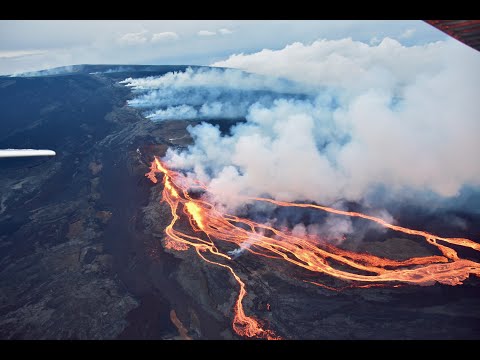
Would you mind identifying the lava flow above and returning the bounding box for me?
[146,157,480,340]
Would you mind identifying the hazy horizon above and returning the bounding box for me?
[0,20,447,76]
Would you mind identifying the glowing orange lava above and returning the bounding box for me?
[146,157,480,340]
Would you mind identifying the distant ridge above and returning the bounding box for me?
[7,64,214,78]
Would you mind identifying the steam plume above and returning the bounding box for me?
[125,37,480,217]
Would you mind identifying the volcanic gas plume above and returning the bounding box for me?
[146,158,480,340]
[125,38,480,213]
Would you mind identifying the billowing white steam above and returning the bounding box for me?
[125,37,480,219]
[212,37,448,96]
[227,233,262,258]
[11,65,82,77]
[121,67,311,121]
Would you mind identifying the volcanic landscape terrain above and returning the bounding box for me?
[0,65,479,339]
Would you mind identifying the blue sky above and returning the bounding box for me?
[0,20,447,75]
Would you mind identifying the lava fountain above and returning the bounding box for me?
[146,157,480,339]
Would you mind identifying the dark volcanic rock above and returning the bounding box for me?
[0,67,207,339]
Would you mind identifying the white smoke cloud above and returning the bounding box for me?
[125,37,480,214]
[89,66,135,74]
[227,233,259,258]
[121,67,311,121]
[11,65,82,77]
[302,216,354,245]
[320,217,353,243]
[212,37,448,98]
[121,67,307,93]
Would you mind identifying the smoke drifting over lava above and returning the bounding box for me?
[125,37,480,218]
[146,158,480,339]
[123,36,480,340]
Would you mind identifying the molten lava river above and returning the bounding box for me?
[146,157,480,340]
